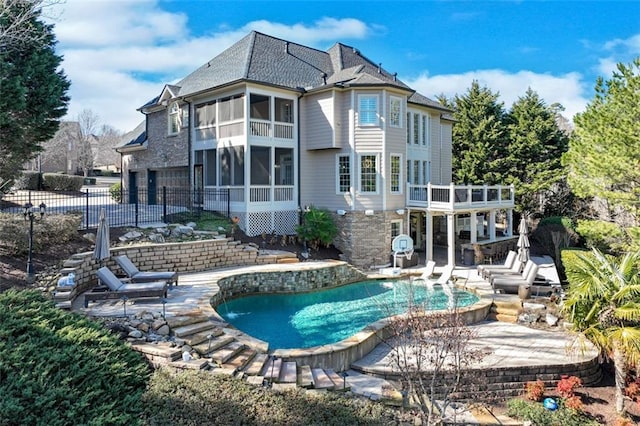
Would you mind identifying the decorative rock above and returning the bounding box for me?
[148,233,165,243]
[128,329,143,339]
[152,319,166,330]
[172,225,194,236]
[156,324,170,336]
[156,227,171,237]
[186,222,197,229]
[244,245,259,252]
[518,312,539,324]
[523,302,546,311]
[137,323,150,333]
[83,233,96,243]
[546,313,559,326]
[120,231,143,242]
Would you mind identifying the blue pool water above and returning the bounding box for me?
[216,280,479,349]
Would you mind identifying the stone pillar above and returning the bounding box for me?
[489,210,496,241]
[507,209,513,237]
[470,211,477,244]
[425,212,433,262]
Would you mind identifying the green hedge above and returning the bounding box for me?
[0,290,150,425]
[43,173,84,191]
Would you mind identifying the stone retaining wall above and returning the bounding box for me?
[54,237,298,307]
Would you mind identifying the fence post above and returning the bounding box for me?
[226,188,230,218]
[85,189,89,230]
[135,189,139,228]
[163,186,167,223]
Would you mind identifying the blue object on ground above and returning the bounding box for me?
[543,397,558,410]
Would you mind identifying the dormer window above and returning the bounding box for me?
[168,102,180,135]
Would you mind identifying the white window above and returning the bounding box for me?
[423,160,430,184]
[358,95,378,126]
[406,159,411,183]
[390,154,401,193]
[168,102,180,135]
[391,220,402,239]
[406,112,411,143]
[359,154,378,193]
[413,113,419,144]
[337,155,351,193]
[413,160,420,185]
[422,115,429,145]
[389,96,402,127]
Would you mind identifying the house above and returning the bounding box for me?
[117,31,515,268]
[26,121,81,174]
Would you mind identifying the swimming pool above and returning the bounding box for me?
[216,280,479,349]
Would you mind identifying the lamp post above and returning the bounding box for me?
[23,202,46,283]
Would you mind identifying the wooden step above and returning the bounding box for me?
[192,334,235,356]
[278,361,297,383]
[243,353,268,376]
[311,368,334,390]
[297,365,314,388]
[182,327,224,346]
[224,348,257,371]
[261,357,282,380]
[324,369,349,391]
[210,341,245,364]
[172,321,217,338]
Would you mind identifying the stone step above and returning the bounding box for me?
[245,375,266,386]
[297,365,314,388]
[172,320,217,338]
[261,357,282,380]
[243,353,269,376]
[311,368,334,390]
[192,335,235,356]
[55,301,72,310]
[277,258,300,264]
[182,327,224,346]
[130,342,182,361]
[211,341,245,364]
[324,369,349,391]
[224,348,257,372]
[165,313,209,329]
[168,359,209,370]
[278,361,297,383]
[490,306,522,316]
[486,313,518,323]
[63,259,84,268]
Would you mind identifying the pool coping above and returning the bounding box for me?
[208,262,493,371]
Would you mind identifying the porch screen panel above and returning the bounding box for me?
[275,148,293,185]
[205,149,216,185]
[220,146,244,185]
[250,94,270,119]
[275,98,293,123]
[250,146,270,185]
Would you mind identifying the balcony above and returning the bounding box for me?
[407,183,515,212]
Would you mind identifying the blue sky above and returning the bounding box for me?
[46,0,640,133]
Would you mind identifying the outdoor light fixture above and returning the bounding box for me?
[396,209,405,215]
[23,202,46,283]
[365,209,374,216]
[336,209,346,216]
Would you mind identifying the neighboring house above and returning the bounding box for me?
[117,31,514,268]
[26,121,81,174]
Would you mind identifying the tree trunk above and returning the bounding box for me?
[613,343,627,414]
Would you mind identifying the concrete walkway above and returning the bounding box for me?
[76,260,596,425]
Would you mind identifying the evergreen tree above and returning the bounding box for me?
[562,58,640,252]
[504,88,569,214]
[0,0,70,187]
[447,81,507,185]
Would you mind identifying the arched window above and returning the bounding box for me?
[168,102,180,135]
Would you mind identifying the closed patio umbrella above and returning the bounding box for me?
[517,217,530,263]
[93,208,111,268]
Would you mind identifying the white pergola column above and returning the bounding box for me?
[489,210,496,241]
[470,211,477,244]
[507,209,513,237]
[447,213,456,267]
[425,212,433,262]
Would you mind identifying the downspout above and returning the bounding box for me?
[297,90,304,221]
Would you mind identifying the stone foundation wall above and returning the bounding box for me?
[333,211,403,269]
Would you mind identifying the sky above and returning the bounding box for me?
[44,0,640,134]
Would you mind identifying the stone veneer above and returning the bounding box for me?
[53,237,297,308]
[332,210,402,270]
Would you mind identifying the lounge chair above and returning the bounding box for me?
[114,255,178,286]
[477,251,518,279]
[84,267,168,307]
[414,260,436,281]
[415,264,454,288]
[491,262,539,294]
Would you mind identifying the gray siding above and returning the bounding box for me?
[302,92,339,150]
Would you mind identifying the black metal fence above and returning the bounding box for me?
[0,187,230,230]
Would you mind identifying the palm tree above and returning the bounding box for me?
[562,248,640,414]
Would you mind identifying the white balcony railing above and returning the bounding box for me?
[407,183,515,211]
[249,119,294,140]
[249,185,295,203]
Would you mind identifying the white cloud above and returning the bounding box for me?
[46,0,374,132]
[597,33,640,77]
[405,69,589,120]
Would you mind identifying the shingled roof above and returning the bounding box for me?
[141,31,446,111]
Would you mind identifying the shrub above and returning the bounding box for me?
[13,171,42,190]
[43,173,84,191]
[110,182,122,203]
[0,290,150,425]
[524,379,545,401]
[142,370,396,425]
[0,212,81,256]
[296,206,337,250]
[564,395,584,412]
[557,375,582,398]
[507,398,599,426]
